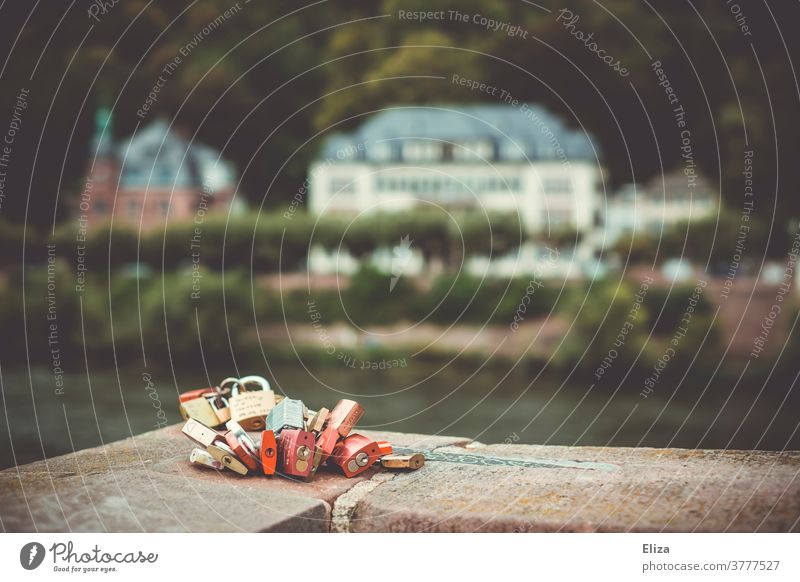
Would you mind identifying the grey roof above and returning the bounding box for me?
[319,104,599,162]
[117,119,235,189]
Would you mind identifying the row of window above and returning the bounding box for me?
[330,176,574,195]
[349,140,556,163]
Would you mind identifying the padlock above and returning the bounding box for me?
[189,448,223,470]
[179,388,223,428]
[376,441,393,457]
[278,429,315,479]
[223,421,259,472]
[307,407,329,434]
[315,424,340,464]
[228,376,276,431]
[259,430,278,475]
[208,386,232,424]
[266,398,305,435]
[181,418,224,448]
[380,453,425,470]
[329,433,380,478]
[328,399,364,437]
[309,444,324,476]
[207,441,249,475]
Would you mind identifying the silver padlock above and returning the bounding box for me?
[265,397,305,435]
[228,375,276,431]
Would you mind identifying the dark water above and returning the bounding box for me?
[1,363,798,470]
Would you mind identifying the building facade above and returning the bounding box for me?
[76,107,237,228]
[308,105,605,276]
[309,105,602,232]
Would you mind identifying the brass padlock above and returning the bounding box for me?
[181,418,224,448]
[380,453,425,470]
[307,407,329,434]
[228,375,276,431]
[179,388,222,428]
[206,441,249,475]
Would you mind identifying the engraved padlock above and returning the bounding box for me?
[329,433,380,478]
[179,388,222,428]
[380,453,425,470]
[228,376,276,431]
[278,429,315,479]
[265,398,305,435]
[259,430,277,475]
[328,399,364,437]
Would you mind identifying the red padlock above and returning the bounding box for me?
[329,433,380,478]
[315,424,340,464]
[376,441,393,457]
[278,429,315,479]
[179,387,215,403]
[259,430,277,475]
[328,399,364,437]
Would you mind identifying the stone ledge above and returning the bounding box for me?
[1,425,798,532]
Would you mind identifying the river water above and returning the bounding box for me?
[1,364,797,470]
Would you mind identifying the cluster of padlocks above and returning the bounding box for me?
[178,375,424,479]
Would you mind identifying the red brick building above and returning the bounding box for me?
[77,107,237,228]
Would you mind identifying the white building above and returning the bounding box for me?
[604,171,718,246]
[308,104,606,276]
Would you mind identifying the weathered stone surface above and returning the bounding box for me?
[349,444,800,532]
[2,426,798,532]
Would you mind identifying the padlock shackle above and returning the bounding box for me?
[237,375,271,392]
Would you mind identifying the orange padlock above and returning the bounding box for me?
[223,428,259,472]
[259,430,278,475]
[315,424,340,464]
[376,441,393,457]
[179,387,215,403]
[328,399,364,437]
[329,433,380,478]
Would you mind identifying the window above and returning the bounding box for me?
[543,208,573,227]
[402,140,441,162]
[370,141,393,162]
[543,177,572,194]
[330,178,355,193]
[453,140,494,162]
[126,199,142,218]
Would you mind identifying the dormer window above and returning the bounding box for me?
[453,140,494,162]
[402,140,441,162]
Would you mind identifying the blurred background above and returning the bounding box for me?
[1,0,799,470]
